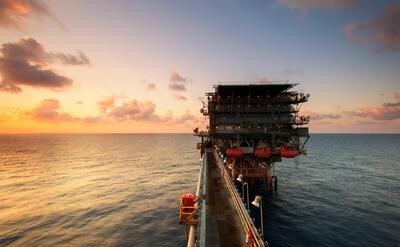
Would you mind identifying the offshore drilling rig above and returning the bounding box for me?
[180,83,310,247]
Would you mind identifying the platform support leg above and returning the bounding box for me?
[273,176,278,192]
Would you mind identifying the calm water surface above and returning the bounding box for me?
[0,134,399,246]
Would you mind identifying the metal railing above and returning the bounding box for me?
[213,149,267,247]
[187,149,266,247]
[187,153,207,247]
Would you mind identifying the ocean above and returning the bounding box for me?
[0,134,399,246]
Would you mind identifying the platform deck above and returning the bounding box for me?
[205,151,246,247]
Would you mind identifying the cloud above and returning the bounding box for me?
[347,93,400,120]
[49,51,90,65]
[162,110,199,125]
[169,83,187,91]
[349,103,400,120]
[139,80,157,91]
[173,94,187,101]
[303,110,341,121]
[395,92,400,101]
[277,0,356,12]
[171,111,198,124]
[169,69,188,91]
[97,95,119,113]
[26,99,72,122]
[282,69,305,75]
[344,4,400,52]
[25,98,99,124]
[169,69,188,83]
[26,97,202,129]
[107,100,159,121]
[146,83,157,90]
[310,112,341,121]
[0,38,89,93]
[0,0,65,30]
[257,77,271,84]
[100,96,199,125]
[26,98,100,124]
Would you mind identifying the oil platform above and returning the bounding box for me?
[179,83,310,246]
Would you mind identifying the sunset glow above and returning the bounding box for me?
[0,0,399,133]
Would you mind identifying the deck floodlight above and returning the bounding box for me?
[252,195,262,208]
[236,174,243,182]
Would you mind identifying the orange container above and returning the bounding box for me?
[226,148,243,157]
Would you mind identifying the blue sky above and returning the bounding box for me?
[0,0,399,133]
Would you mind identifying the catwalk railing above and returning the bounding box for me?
[187,148,267,247]
[212,148,267,247]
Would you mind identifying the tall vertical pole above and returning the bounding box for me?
[241,181,244,201]
[260,198,264,240]
[245,182,249,211]
[231,159,236,179]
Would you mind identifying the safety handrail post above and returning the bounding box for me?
[187,151,207,247]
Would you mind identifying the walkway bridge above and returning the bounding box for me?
[184,148,266,247]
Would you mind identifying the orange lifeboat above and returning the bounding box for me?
[280,147,299,158]
[179,194,197,224]
[254,147,271,158]
[226,148,243,158]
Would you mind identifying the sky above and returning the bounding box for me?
[0,0,399,133]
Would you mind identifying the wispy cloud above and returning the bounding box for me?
[169,83,186,91]
[0,0,65,30]
[395,92,400,101]
[173,94,187,101]
[0,38,89,93]
[97,94,124,113]
[146,83,157,90]
[282,69,304,75]
[346,92,400,120]
[169,69,188,83]
[26,99,100,124]
[344,4,400,53]
[49,51,90,65]
[257,77,271,84]
[169,69,188,91]
[310,112,341,121]
[277,0,356,12]
[303,110,342,121]
[107,100,159,121]
[96,96,199,125]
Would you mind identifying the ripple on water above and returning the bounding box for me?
[1,134,400,246]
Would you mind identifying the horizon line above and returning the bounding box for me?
[0,132,399,135]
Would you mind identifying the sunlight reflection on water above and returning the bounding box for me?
[1,134,399,246]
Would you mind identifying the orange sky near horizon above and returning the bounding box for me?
[0,0,399,133]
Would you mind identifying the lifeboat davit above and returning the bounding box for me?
[226,148,243,158]
[254,147,271,157]
[280,147,299,158]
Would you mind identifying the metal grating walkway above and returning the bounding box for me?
[205,151,245,247]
